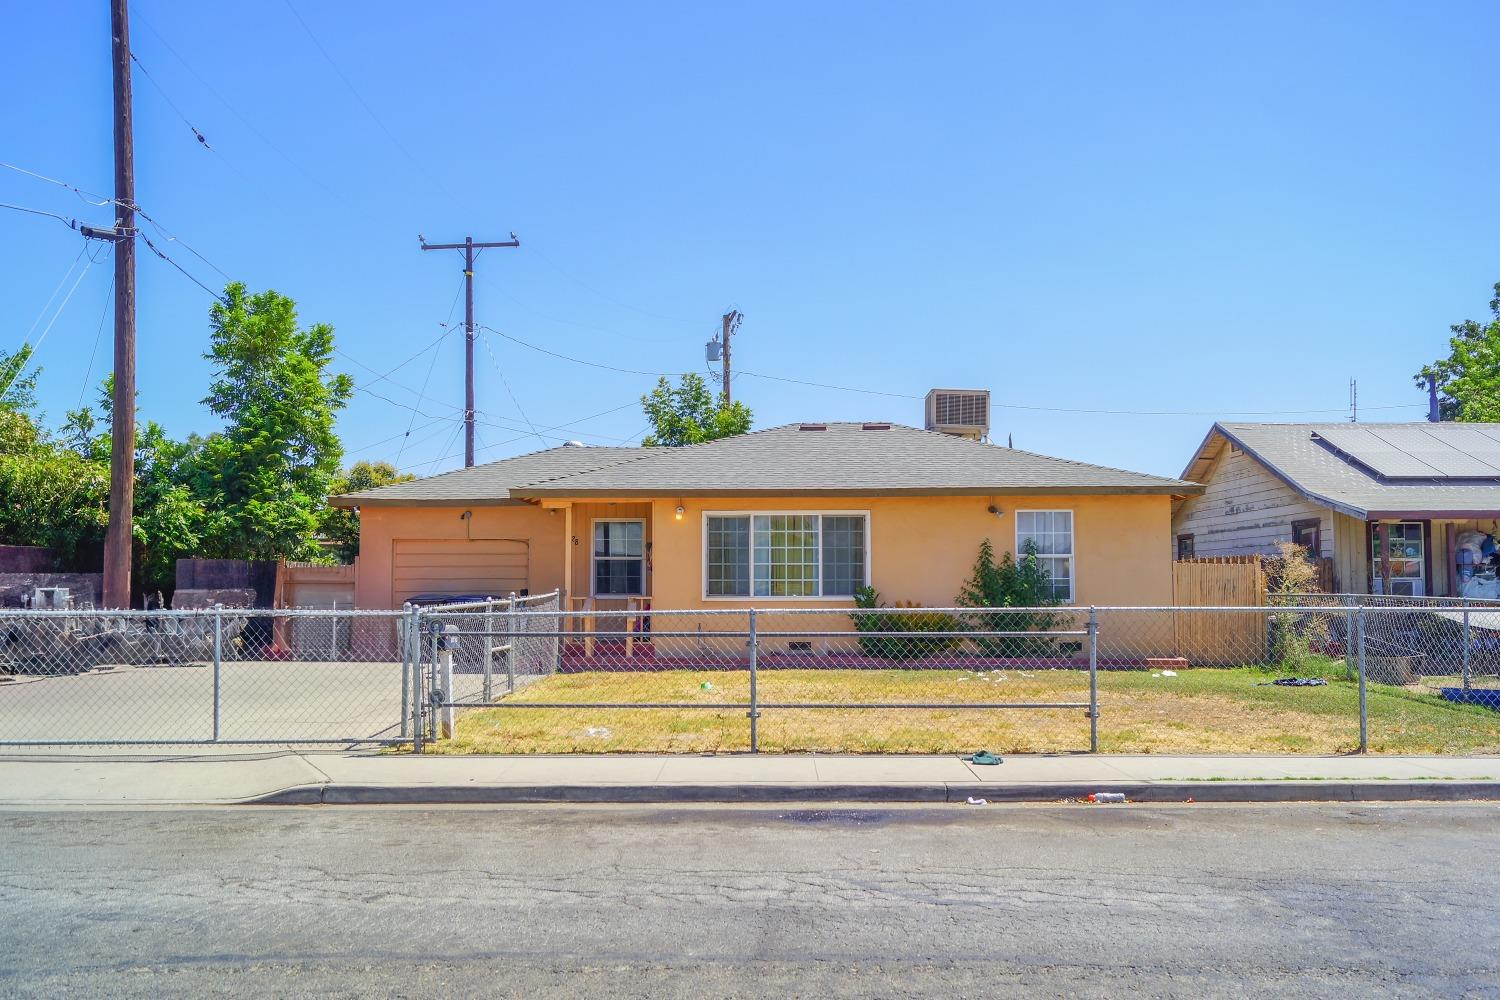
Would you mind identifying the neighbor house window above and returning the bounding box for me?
[704,513,867,598]
[1016,510,1074,602]
[1177,534,1195,559]
[1291,518,1322,559]
[593,520,645,596]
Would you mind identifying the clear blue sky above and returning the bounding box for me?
[3,1,1496,479]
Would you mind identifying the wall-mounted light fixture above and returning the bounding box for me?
[987,504,1004,517]
[675,504,685,521]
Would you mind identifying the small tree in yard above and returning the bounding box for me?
[198,283,352,562]
[639,374,751,447]
[956,538,1062,655]
[1265,540,1330,673]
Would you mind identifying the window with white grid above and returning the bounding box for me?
[1016,510,1074,602]
[704,512,867,598]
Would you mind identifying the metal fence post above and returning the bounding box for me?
[439,623,457,739]
[400,603,413,739]
[506,591,518,694]
[748,608,760,753]
[1356,606,1368,753]
[1344,605,1356,680]
[1087,606,1099,754]
[555,587,568,674]
[483,598,495,702]
[1462,597,1472,692]
[212,603,223,742]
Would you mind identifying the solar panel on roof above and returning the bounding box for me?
[1384,427,1500,476]
[1313,425,1500,479]
[1313,427,1442,477]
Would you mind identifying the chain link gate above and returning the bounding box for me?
[410,604,1101,753]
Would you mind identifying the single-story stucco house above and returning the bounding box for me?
[1173,422,1500,598]
[332,420,1201,615]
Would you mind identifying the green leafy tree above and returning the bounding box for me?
[956,538,1062,655]
[197,282,352,561]
[639,373,752,447]
[0,446,109,565]
[0,344,39,414]
[64,376,208,596]
[0,345,42,455]
[1414,281,1500,422]
[322,460,414,562]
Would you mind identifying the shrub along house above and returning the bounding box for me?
[333,394,1200,633]
[1174,422,1500,598]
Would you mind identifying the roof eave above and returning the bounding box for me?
[511,485,1200,500]
[328,495,529,509]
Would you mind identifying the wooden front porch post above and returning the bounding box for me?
[1375,521,1391,595]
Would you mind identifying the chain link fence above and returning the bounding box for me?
[0,606,412,745]
[5,594,1498,752]
[413,599,1500,755]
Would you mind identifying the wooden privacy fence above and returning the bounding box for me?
[1173,558,1267,665]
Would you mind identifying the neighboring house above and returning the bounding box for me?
[332,420,1200,615]
[1173,422,1500,598]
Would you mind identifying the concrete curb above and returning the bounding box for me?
[249,780,1500,806]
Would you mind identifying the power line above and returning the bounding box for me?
[0,200,81,230]
[282,0,460,204]
[132,13,356,211]
[478,327,546,448]
[483,323,1424,419]
[78,275,115,406]
[32,255,98,353]
[2,160,234,283]
[0,161,117,207]
[138,231,225,301]
[128,51,212,150]
[479,324,675,378]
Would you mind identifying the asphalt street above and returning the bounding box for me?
[0,802,1495,998]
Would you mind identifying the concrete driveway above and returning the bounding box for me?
[0,659,410,744]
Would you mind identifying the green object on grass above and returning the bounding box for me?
[966,750,1002,765]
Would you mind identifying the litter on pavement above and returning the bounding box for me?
[1087,792,1128,804]
[965,750,1003,765]
[965,797,988,806]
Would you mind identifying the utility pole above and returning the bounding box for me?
[103,0,137,609]
[720,310,742,403]
[418,233,520,467]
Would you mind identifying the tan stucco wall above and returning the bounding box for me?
[645,494,1174,611]
[352,493,1175,612]
[353,504,566,609]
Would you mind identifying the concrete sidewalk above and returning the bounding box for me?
[1,751,1498,805]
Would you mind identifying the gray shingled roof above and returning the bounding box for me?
[1188,422,1500,518]
[329,446,648,507]
[336,423,1197,505]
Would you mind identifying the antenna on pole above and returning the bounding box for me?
[1349,378,1358,423]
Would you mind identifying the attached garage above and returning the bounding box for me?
[391,538,529,605]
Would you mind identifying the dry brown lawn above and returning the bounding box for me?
[431,666,1500,755]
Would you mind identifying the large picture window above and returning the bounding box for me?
[705,513,867,598]
[1016,510,1075,603]
[593,520,645,596]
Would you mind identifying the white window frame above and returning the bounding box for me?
[701,510,871,601]
[1015,509,1076,604]
[591,518,647,598]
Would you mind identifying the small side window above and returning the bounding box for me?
[1176,534,1195,559]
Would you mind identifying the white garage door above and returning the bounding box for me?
[391,539,529,605]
